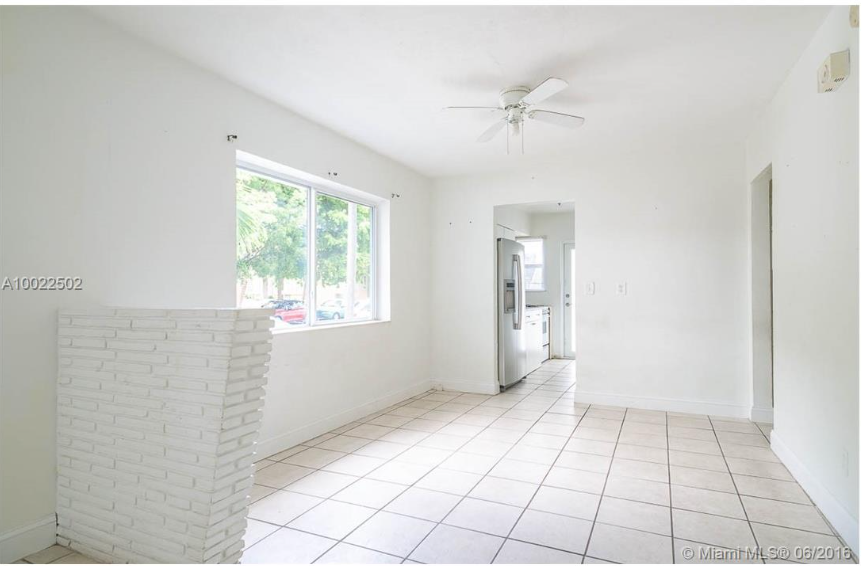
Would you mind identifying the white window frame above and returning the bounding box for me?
[517,236,546,292]
[236,156,379,329]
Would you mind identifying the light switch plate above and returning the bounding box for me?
[616,282,627,295]
[586,282,596,295]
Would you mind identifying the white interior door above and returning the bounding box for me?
[563,243,576,358]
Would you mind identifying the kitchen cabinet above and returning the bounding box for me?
[495,223,529,241]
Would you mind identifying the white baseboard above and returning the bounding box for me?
[0,514,56,563]
[573,390,749,418]
[750,406,774,423]
[255,380,432,460]
[431,377,499,395]
[770,430,859,555]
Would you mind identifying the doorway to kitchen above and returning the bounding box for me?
[493,201,575,373]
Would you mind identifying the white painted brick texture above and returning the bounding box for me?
[56,308,274,564]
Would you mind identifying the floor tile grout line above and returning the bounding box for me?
[262,524,411,563]
[667,407,676,563]
[404,364,577,562]
[246,361,851,564]
[257,410,837,558]
[253,440,833,555]
[489,380,589,563]
[250,494,853,544]
[249,482,853,539]
[247,388,473,561]
[301,389,483,559]
[20,548,82,565]
[252,499,630,561]
[245,388,477,558]
[707,414,766,564]
[582,411,812,562]
[263,438,792,472]
[579,406,628,564]
[725,425,830,524]
[310,366,574,563]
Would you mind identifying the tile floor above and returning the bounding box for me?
[20,360,855,564]
[243,360,857,564]
[16,544,96,564]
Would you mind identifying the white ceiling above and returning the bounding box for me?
[90,6,828,178]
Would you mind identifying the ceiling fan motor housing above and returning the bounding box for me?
[499,86,531,109]
[500,86,530,135]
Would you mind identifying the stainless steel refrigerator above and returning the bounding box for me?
[497,238,527,389]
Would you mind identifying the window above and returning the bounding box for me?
[518,237,545,291]
[236,163,376,329]
[314,193,373,323]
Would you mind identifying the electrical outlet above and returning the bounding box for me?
[616,282,627,295]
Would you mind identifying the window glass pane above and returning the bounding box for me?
[522,239,544,265]
[354,204,373,319]
[236,169,308,329]
[315,193,349,322]
[525,266,544,291]
[315,194,373,323]
[520,238,545,290]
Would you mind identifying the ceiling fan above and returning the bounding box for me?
[444,77,585,153]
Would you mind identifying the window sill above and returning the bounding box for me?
[271,318,390,336]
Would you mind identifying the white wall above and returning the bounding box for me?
[430,142,751,411]
[526,212,575,358]
[0,6,431,555]
[745,6,859,552]
[493,205,531,237]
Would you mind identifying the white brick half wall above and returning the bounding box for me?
[56,308,274,564]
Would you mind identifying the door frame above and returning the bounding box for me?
[561,240,576,359]
[749,165,774,423]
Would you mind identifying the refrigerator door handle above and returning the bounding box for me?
[513,254,523,330]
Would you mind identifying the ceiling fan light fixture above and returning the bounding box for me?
[508,107,523,137]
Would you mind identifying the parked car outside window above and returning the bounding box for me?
[262,299,307,324]
[316,299,345,320]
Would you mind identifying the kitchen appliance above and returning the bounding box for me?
[497,238,527,388]
[525,305,551,371]
[524,307,544,374]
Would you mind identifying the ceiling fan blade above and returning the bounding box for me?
[520,77,568,106]
[528,109,585,129]
[477,119,507,143]
[443,106,505,115]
